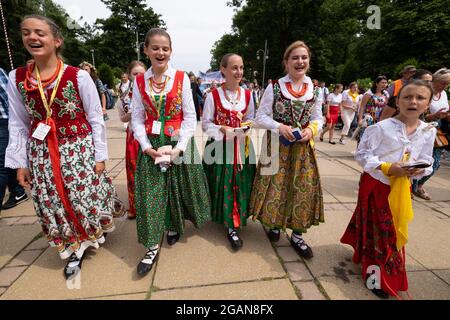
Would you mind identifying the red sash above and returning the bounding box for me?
[211,87,251,228]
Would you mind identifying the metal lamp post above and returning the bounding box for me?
[90,49,95,68]
[256,40,269,88]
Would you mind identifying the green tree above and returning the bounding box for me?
[97,63,115,88]
[113,66,123,79]
[93,0,165,69]
[211,0,363,84]
[213,0,450,84]
[355,0,450,79]
[0,0,89,71]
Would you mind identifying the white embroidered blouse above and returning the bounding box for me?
[356,118,436,185]
[201,86,255,141]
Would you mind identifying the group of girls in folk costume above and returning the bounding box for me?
[356,75,389,142]
[116,61,147,219]
[319,84,343,144]
[202,54,256,250]
[341,80,436,299]
[251,41,325,259]
[131,28,211,275]
[5,15,118,279]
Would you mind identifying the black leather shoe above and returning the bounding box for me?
[370,288,390,299]
[227,230,243,251]
[267,229,280,242]
[290,236,313,259]
[167,232,180,246]
[137,248,159,276]
[64,253,84,280]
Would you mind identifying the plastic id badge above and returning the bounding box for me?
[32,123,51,141]
[152,121,162,135]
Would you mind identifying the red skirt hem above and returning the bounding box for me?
[340,173,408,297]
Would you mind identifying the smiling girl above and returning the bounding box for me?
[5,15,117,279]
[131,28,211,276]
[341,80,436,299]
[250,41,324,259]
[202,53,256,250]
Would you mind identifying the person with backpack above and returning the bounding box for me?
[79,61,109,121]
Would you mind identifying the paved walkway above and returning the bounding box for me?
[1,110,449,300]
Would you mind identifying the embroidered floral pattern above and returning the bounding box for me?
[55,81,83,119]
[167,80,183,118]
[28,133,116,259]
[18,82,42,121]
[272,82,315,128]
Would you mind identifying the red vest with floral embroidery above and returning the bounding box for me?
[211,88,251,128]
[136,71,184,137]
[15,66,92,138]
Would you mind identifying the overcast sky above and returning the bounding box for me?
[53,0,235,73]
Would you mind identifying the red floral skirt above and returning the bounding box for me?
[326,105,339,124]
[125,127,140,217]
[340,173,408,297]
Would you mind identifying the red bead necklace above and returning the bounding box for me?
[285,82,308,98]
[24,59,63,92]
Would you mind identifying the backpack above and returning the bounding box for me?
[104,84,115,110]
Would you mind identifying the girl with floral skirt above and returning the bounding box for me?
[341,80,436,298]
[202,53,255,250]
[131,28,211,276]
[5,15,117,279]
[116,61,146,219]
[250,41,324,259]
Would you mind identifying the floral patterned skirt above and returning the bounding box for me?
[203,138,256,229]
[28,133,116,260]
[250,133,324,233]
[135,135,211,248]
[340,173,408,297]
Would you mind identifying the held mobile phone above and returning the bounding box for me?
[279,128,302,146]
[400,161,431,169]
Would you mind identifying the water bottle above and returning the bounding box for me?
[159,161,170,172]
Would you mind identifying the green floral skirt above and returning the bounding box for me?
[135,135,211,248]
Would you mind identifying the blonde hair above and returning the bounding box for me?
[283,41,311,73]
[433,68,450,83]
[79,61,98,80]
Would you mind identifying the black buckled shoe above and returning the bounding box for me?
[137,248,159,276]
[290,236,313,259]
[64,253,84,280]
[227,230,243,251]
[369,288,390,299]
[267,229,280,242]
[167,232,180,246]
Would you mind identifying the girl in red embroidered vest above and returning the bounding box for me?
[116,60,146,219]
[5,15,117,279]
[341,80,436,299]
[250,41,324,259]
[131,28,211,276]
[202,54,256,251]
